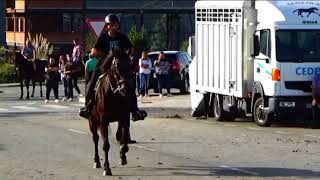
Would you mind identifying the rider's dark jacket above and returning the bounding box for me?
[85,31,133,105]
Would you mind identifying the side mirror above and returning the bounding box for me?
[253,35,260,56]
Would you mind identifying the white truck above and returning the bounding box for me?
[190,0,320,127]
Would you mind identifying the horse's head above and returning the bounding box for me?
[310,7,319,11]
[14,51,24,67]
[109,51,131,96]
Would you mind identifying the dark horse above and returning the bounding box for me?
[89,52,132,176]
[14,51,46,99]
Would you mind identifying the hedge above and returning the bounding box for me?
[0,62,16,83]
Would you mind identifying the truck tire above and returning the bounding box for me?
[213,94,235,121]
[253,97,272,127]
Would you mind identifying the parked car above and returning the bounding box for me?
[147,51,191,94]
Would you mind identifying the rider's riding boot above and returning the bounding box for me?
[79,99,94,119]
[131,109,147,122]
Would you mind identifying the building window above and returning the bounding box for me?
[62,13,71,32]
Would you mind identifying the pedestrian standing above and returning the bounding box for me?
[64,54,76,101]
[72,38,83,63]
[44,56,60,103]
[311,73,320,128]
[154,51,173,97]
[85,54,98,95]
[138,51,152,97]
[59,55,69,101]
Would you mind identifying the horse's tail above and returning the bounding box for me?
[292,9,299,13]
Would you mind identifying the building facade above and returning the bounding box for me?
[5,0,195,54]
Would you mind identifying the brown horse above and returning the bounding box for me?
[89,52,132,176]
[14,51,46,99]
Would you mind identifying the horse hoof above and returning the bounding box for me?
[31,94,34,98]
[19,97,23,100]
[93,162,101,168]
[26,96,30,100]
[120,157,127,165]
[103,169,112,176]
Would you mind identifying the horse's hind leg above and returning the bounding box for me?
[19,80,24,100]
[39,81,43,97]
[31,80,35,97]
[25,79,30,99]
[89,119,101,168]
[100,123,112,176]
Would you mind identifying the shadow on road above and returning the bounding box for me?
[119,166,320,177]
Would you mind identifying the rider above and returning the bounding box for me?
[82,14,147,122]
[21,40,36,71]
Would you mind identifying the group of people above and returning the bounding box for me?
[21,38,84,103]
[135,51,173,98]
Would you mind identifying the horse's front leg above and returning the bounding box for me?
[119,120,129,165]
[19,80,23,100]
[25,79,30,99]
[31,80,35,97]
[100,123,112,176]
[89,119,101,168]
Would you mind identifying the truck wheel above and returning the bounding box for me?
[213,94,234,121]
[253,97,271,127]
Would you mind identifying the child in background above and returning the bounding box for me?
[59,55,68,101]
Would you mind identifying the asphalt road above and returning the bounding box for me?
[1,84,320,179]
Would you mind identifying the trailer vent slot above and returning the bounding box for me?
[196,8,242,23]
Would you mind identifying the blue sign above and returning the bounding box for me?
[296,67,320,75]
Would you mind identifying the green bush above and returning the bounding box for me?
[0,62,16,83]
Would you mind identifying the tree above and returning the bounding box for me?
[128,25,149,56]
[85,31,96,52]
[150,15,167,51]
[27,33,53,60]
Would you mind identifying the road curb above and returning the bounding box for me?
[0,80,86,88]
[0,83,21,88]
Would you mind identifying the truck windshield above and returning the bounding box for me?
[276,30,320,62]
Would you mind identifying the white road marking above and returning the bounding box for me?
[42,104,69,109]
[68,129,88,135]
[246,127,261,131]
[70,104,84,107]
[0,108,9,112]
[224,124,237,127]
[304,135,320,138]
[275,131,290,134]
[11,106,39,111]
[220,165,259,176]
[131,144,156,152]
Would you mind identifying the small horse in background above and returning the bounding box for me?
[14,51,46,99]
[89,52,132,176]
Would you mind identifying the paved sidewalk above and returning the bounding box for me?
[0,83,20,87]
